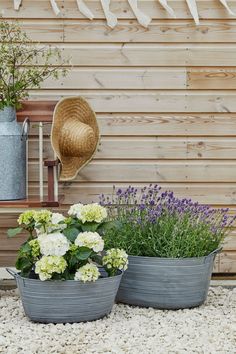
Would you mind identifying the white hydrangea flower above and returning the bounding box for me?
[38,232,70,256]
[68,203,84,218]
[79,203,107,223]
[51,213,65,224]
[74,231,104,252]
[49,213,66,232]
[74,263,100,282]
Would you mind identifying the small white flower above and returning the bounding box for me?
[74,263,100,282]
[75,231,104,252]
[49,213,66,232]
[68,203,84,218]
[38,232,70,256]
[51,213,65,224]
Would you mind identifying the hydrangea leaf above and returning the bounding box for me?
[63,227,79,242]
[76,247,93,260]
[7,227,23,238]
[81,222,99,232]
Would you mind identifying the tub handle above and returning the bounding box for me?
[6,268,19,279]
[206,247,223,259]
[21,117,30,141]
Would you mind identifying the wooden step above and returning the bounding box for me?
[0,199,59,208]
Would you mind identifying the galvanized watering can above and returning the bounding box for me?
[0,106,30,200]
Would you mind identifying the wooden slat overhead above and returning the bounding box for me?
[1,1,236,20]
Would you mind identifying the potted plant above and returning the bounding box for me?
[100,185,235,309]
[7,203,128,323]
[0,20,67,200]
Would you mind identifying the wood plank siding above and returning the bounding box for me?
[1,0,236,273]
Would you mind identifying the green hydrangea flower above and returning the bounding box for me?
[18,210,36,225]
[29,239,40,258]
[34,210,52,224]
[80,203,107,223]
[35,255,67,281]
[74,263,100,282]
[69,244,78,252]
[102,248,128,272]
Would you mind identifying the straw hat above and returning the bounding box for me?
[51,96,99,181]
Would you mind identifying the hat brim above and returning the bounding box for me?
[51,96,99,181]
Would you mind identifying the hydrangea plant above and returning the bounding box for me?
[100,185,236,258]
[8,204,128,281]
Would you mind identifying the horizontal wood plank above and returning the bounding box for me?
[224,231,236,250]
[16,20,64,42]
[23,109,236,137]
[28,90,236,113]
[24,182,236,205]
[219,252,236,272]
[63,20,236,43]
[28,137,236,160]
[27,160,236,183]
[33,43,236,67]
[188,67,236,89]
[43,68,186,89]
[56,182,236,205]
[14,19,236,44]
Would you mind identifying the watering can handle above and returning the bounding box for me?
[6,268,19,279]
[21,117,30,141]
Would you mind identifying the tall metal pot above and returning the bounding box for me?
[0,106,29,200]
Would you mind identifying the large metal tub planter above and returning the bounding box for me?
[116,249,220,310]
[7,268,122,323]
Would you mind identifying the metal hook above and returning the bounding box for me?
[21,117,30,141]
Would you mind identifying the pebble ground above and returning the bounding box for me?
[0,287,235,354]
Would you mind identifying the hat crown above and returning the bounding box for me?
[59,118,96,157]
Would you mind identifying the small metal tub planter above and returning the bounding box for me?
[116,249,220,310]
[7,268,122,323]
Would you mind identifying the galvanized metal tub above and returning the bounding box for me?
[116,249,220,309]
[7,269,122,323]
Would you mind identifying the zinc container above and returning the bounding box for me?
[7,268,122,323]
[0,106,29,200]
[116,249,220,309]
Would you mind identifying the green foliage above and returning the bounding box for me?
[76,247,93,260]
[101,185,235,258]
[0,20,68,109]
[16,242,35,277]
[12,205,128,281]
[63,227,80,242]
[7,227,23,238]
[104,212,223,258]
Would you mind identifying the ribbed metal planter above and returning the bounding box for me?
[116,249,220,309]
[7,269,122,323]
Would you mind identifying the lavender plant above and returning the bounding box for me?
[99,185,235,258]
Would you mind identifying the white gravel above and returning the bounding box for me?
[0,287,235,354]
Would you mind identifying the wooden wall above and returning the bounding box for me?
[1,0,236,272]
